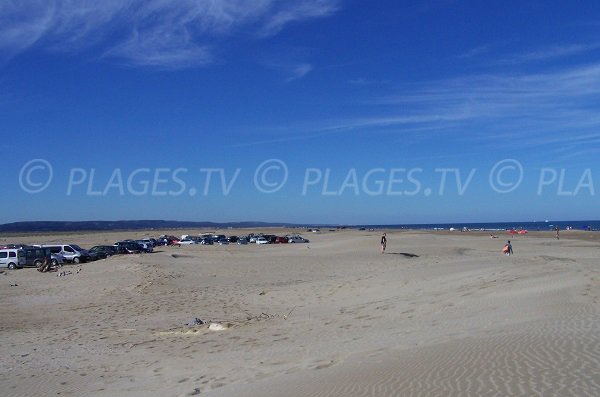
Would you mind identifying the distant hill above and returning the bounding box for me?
[0,220,299,233]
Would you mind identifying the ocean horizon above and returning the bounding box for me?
[366,220,600,231]
[1,219,599,233]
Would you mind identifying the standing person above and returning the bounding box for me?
[380,232,387,254]
[503,240,513,256]
[555,226,560,240]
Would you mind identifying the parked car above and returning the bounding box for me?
[217,238,229,245]
[237,238,248,245]
[39,244,90,263]
[135,240,154,252]
[179,238,197,245]
[22,247,65,268]
[228,236,238,243]
[287,235,309,243]
[200,238,214,245]
[1,244,28,250]
[139,238,157,247]
[158,236,180,246]
[88,245,118,260]
[255,237,269,245]
[114,241,144,254]
[0,249,25,269]
[275,236,289,244]
[155,238,168,246]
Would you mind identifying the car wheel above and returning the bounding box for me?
[290,241,295,243]
[34,259,43,268]
[8,263,16,270]
[73,257,80,264]
[51,259,58,266]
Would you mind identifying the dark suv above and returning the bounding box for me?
[88,245,118,260]
[114,241,148,254]
[22,247,62,267]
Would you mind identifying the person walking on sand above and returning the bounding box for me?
[555,226,560,240]
[503,240,513,256]
[380,233,387,254]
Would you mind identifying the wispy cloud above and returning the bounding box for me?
[0,1,56,53]
[457,44,492,59]
[348,78,392,85]
[258,0,339,37]
[0,0,339,69]
[103,26,213,70]
[273,62,600,159]
[229,40,600,160]
[259,46,316,81]
[287,63,313,81]
[497,42,600,64]
[259,59,315,81]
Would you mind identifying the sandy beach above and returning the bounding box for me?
[1,229,599,397]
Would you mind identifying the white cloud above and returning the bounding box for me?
[348,78,392,85]
[497,42,600,64]
[287,63,313,81]
[259,46,316,81]
[315,63,600,158]
[457,44,492,59]
[260,60,314,81]
[0,1,56,53]
[259,0,339,37]
[0,0,339,69]
[103,25,212,70]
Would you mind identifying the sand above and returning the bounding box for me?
[1,229,599,397]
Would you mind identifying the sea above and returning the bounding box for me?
[361,220,600,232]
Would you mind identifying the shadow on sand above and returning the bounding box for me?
[386,252,419,258]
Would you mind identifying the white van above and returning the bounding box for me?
[0,249,26,269]
[40,244,91,263]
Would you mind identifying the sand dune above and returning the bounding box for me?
[1,230,598,396]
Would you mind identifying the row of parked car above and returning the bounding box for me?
[177,233,310,245]
[0,244,90,270]
[0,233,310,270]
[0,239,157,270]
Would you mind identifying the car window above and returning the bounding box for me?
[9,251,16,258]
[64,246,75,253]
[0,252,7,258]
[50,247,61,254]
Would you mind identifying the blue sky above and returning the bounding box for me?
[1,0,600,225]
